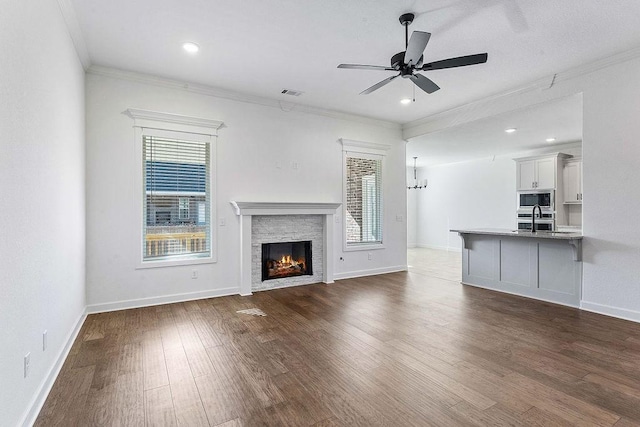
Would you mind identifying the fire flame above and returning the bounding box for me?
[277,255,303,268]
[280,255,291,264]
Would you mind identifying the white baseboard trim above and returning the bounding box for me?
[334,265,408,281]
[86,287,239,314]
[580,301,640,324]
[21,309,87,427]
[407,243,418,248]
[462,281,580,309]
[415,243,462,253]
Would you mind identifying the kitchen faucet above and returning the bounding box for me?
[532,204,542,232]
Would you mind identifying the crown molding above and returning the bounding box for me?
[552,45,640,85]
[402,45,640,140]
[87,65,402,131]
[55,0,90,69]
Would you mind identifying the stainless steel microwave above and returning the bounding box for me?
[517,210,555,220]
[517,191,554,210]
[517,220,554,231]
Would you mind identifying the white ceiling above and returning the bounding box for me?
[71,0,640,124]
[406,93,583,167]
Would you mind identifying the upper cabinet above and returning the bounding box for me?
[516,160,536,190]
[515,154,570,190]
[563,159,582,203]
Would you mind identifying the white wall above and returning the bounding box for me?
[580,58,640,320]
[412,156,516,251]
[406,166,418,247]
[0,1,86,425]
[85,72,406,310]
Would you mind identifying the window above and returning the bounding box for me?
[126,108,223,267]
[143,135,209,261]
[341,139,390,250]
[178,198,190,220]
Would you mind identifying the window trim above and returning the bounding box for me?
[340,138,390,252]
[126,109,223,269]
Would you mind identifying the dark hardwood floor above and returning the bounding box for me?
[35,249,640,426]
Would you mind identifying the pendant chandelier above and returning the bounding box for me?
[407,156,427,190]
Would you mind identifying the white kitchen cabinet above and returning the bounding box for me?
[535,157,556,189]
[515,155,565,190]
[563,159,582,203]
[517,160,536,190]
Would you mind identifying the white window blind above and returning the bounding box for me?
[143,135,210,261]
[345,154,383,246]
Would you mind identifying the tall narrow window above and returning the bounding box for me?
[143,135,210,261]
[341,139,389,250]
[345,155,383,246]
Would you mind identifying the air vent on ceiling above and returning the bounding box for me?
[281,89,303,96]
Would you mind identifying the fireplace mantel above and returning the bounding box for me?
[231,202,341,216]
[230,201,341,295]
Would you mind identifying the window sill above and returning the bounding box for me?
[343,243,386,252]
[136,255,216,270]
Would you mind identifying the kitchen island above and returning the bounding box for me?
[451,228,583,307]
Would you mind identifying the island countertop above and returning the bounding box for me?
[450,228,583,240]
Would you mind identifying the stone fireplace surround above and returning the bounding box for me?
[231,202,341,295]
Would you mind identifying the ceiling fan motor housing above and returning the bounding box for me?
[391,51,423,75]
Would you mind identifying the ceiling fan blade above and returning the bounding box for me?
[420,53,488,71]
[338,64,396,71]
[410,74,440,94]
[360,74,400,95]
[404,31,431,66]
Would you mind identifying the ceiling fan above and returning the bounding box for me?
[337,13,488,95]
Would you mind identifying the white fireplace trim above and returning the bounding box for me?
[230,201,341,295]
[231,202,341,216]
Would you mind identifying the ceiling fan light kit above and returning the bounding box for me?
[338,12,488,96]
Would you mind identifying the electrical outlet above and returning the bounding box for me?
[368,252,372,261]
[43,330,47,351]
[396,215,404,222]
[275,161,282,169]
[191,270,198,279]
[219,217,226,226]
[292,161,299,170]
[24,353,30,378]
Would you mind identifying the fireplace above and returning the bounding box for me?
[231,202,340,294]
[262,240,312,281]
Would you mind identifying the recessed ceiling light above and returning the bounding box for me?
[505,128,517,133]
[400,98,412,105]
[182,42,199,54]
[546,137,556,143]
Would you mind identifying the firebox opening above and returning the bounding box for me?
[262,240,312,281]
